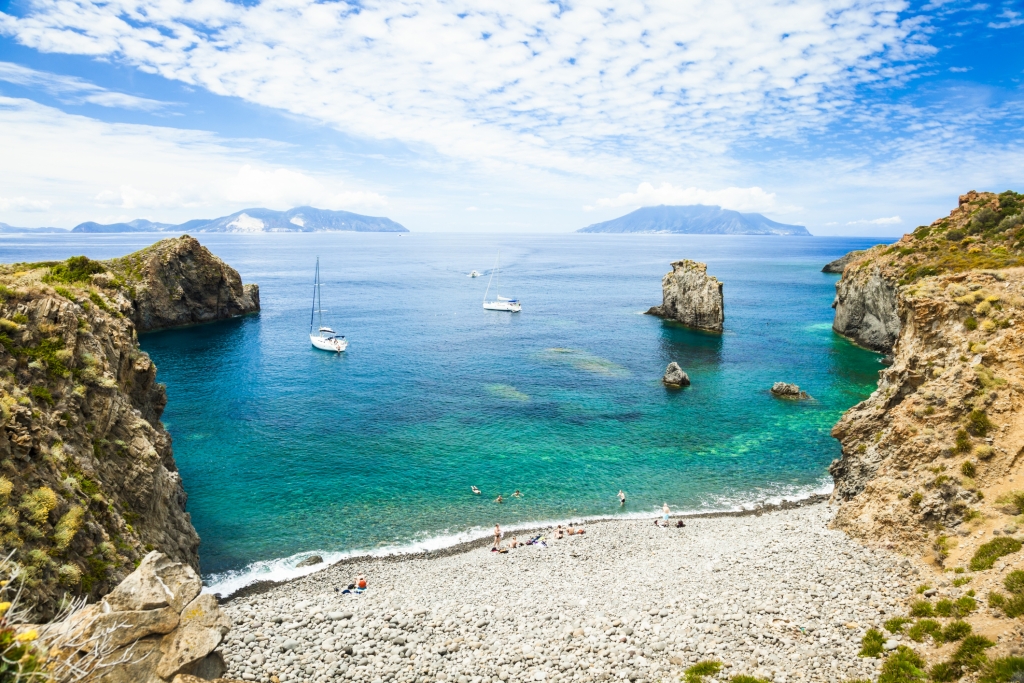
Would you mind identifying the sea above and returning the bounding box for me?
[0,231,892,594]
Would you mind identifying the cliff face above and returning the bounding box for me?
[0,237,259,618]
[105,235,260,332]
[829,191,1024,559]
[646,259,724,332]
[832,268,901,351]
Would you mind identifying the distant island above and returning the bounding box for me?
[578,205,810,236]
[1,207,408,233]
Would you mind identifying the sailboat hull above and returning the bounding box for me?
[310,334,348,352]
[483,301,521,312]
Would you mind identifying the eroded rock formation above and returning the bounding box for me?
[821,250,864,274]
[662,362,690,388]
[646,260,724,332]
[105,235,260,332]
[829,191,1024,558]
[770,382,809,399]
[0,237,259,617]
[41,552,238,683]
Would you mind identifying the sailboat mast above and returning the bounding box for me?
[317,259,324,332]
[496,250,500,298]
[310,258,318,334]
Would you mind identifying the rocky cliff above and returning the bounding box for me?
[646,260,724,332]
[0,237,259,618]
[829,191,1024,555]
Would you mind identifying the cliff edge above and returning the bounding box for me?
[830,190,1024,554]
[646,259,724,332]
[0,237,259,618]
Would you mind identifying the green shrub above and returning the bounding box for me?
[955,429,972,453]
[980,656,1024,682]
[1006,570,1024,594]
[42,256,105,284]
[965,316,979,330]
[878,645,927,683]
[970,537,1022,570]
[940,620,972,643]
[947,229,966,241]
[1003,593,1024,618]
[29,385,53,406]
[860,628,885,657]
[916,583,932,594]
[729,677,771,683]
[962,460,977,477]
[685,660,722,683]
[953,576,972,587]
[19,486,58,524]
[52,505,84,551]
[990,591,1007,608]
[968,409,995,436]
[909,600,934,617]
[910,492,923,508]
[953,635,995,672]
[885,616,911,633]
[929,661,962,682]
[998,490,1024,514]
[908,618,941,642]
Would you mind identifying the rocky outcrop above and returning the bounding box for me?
[662,362,690,388]
[646,260,724,332]
[41,552,237,683]
[822,250,864,273]
[770,382,809,399]
[104,236,260,331]
[828,191,1024,557]
[832,265,900,351]
[0,236,257,618]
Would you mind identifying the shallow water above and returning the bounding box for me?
[1,232,889,592]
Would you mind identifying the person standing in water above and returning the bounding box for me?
[618,490,626,506]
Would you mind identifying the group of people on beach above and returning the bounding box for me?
[490,521,586,553]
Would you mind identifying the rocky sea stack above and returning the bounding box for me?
[769,382,809,399]
[646,260,724,332]
[0,237,259,618]
[662,362,690,388]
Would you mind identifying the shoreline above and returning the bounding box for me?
[220,494,830,602]
[218,500,914,683]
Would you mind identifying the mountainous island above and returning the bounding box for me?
[578,204,810,235]
[0,207,408,233]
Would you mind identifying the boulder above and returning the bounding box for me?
[770,382,810,400]
[296,555,324,568]
[43,552,232,683]
[646,260,723,332]
[662,362,690,388]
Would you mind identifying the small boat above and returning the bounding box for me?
[309,258,348,353]
[469,270,481,278]
[483,250,521,312]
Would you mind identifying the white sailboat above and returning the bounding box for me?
[309,258,348,353]
[482,251,521,312]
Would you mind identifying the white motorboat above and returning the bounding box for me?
[469,270,481,278]
[309,258,348,353]
[482,251,521,312]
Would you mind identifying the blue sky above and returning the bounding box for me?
[0,0,1021,234]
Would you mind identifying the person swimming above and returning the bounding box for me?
[471,486,481,495]
[513,490,522,498]
[495,494,504,504]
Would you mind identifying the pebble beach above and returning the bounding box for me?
[218,502,918,683]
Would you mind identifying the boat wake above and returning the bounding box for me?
[202,477,834,598]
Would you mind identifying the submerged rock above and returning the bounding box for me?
[662,362,690,388]
[646,260,724,332]
[770,382,810,399]
[296,554,324,568]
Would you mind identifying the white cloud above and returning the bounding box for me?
[0,97,387,226]
[595,183,780,213]
[225,165,386,211]
[846,216,903,225]
[0,196,51,211]
[0,0,929,174]
[989,9,1024,27]
[0,61,169,111]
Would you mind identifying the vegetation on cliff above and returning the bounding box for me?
[0,236,258,619]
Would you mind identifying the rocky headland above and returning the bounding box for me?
[646,260,724,332]
[822,251,865,274]
[0,236,259,618]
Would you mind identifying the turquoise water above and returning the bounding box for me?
[1,232,888,592]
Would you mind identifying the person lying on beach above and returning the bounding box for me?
[495,494,503,503]
[342,575,367,593]
[471,486,481,495]
[566,524,576,535]
[676,519,686,528]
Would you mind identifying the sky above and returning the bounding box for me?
[0,0,1022,235]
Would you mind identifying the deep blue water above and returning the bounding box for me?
[0,232,890,592]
